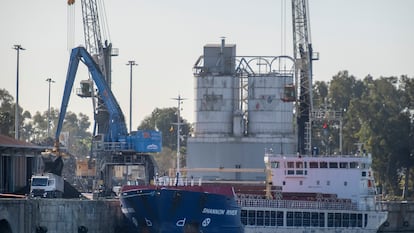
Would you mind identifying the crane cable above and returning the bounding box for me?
[97,0,111,44]
[67,2,76,51]
[279,0,288,76]
[281,0,287,58]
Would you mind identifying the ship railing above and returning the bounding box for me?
[238,198,358,211]
[154,176,203,187]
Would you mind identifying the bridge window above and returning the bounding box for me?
[350,214,357,227]
[319,213,325,227]
[328,213,334,227]
[276,211,284,226]
[241,210,247,225]
[264,211,270,226]
[256,211,264,226]
[271,161,279,168]
[357,214,363,227]
[342,213,349,227]
[270,211,276,226]
[311,212,319,227]
[303,212,311,226]
[350,162,359,168]
[248,210,255,225]
[340,162,348,168]
[329,162,338,168]
[287,212,294,226]
[364,214,368,227]
[328,213,344,227]
[335,213,341,227]
[287,162,294,168]
[320,162,328,168]
[294,212,302,226]
[310,162,318,168]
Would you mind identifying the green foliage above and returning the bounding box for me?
[138,107,192,173]
[0,88,32,138]
[0,89,14,136]
[312,73,414,198]
[0,87,92,159]
[138,107,191,149]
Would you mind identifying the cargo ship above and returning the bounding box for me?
[119,149,388,233]
[119,184,244,233]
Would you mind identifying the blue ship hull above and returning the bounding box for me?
[120,186,244,233]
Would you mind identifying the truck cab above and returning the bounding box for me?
[30,173,64,198]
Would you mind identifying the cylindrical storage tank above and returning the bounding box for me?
[232,110,244,137]
[194,75,237,135]
[247,74,293,135]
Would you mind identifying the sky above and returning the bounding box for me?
[1,0,413,132]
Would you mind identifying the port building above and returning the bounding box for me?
[0,134,45,193]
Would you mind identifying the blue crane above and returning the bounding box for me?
[54,46,161,154]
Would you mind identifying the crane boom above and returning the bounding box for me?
[292,0,316,154]
[56,47,127,144]
[55,47,162,155]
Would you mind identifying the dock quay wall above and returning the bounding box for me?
[378,201,414,232]
[1,198,414,233]
[0,198,127,233]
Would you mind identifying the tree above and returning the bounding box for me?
[139,107,191,149]
[352,77,407,196]
[138,107,192,173]
[0,88,32,139]
[327,71,365,154]
[0,89,14,136]
[29,107,92,158]
[313,81,328,108]
[329,71,364,112]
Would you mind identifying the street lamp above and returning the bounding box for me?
[13,44,25,140]
[46,78,55,138]
[126,60,137,133]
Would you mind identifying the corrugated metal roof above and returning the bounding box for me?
[0,134,35,147]
[0,134,46,150]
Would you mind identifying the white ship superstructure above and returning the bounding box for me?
[238,151,388,233]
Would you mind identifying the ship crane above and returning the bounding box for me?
[291,0,318,155]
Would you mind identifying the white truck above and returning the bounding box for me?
[30,173,64,198]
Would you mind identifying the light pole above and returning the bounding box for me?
[172,95,186,176]
[46,78,55,138]
[13,44,25,140]
[126,60,137,133]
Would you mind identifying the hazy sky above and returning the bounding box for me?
[1,0,413,131]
